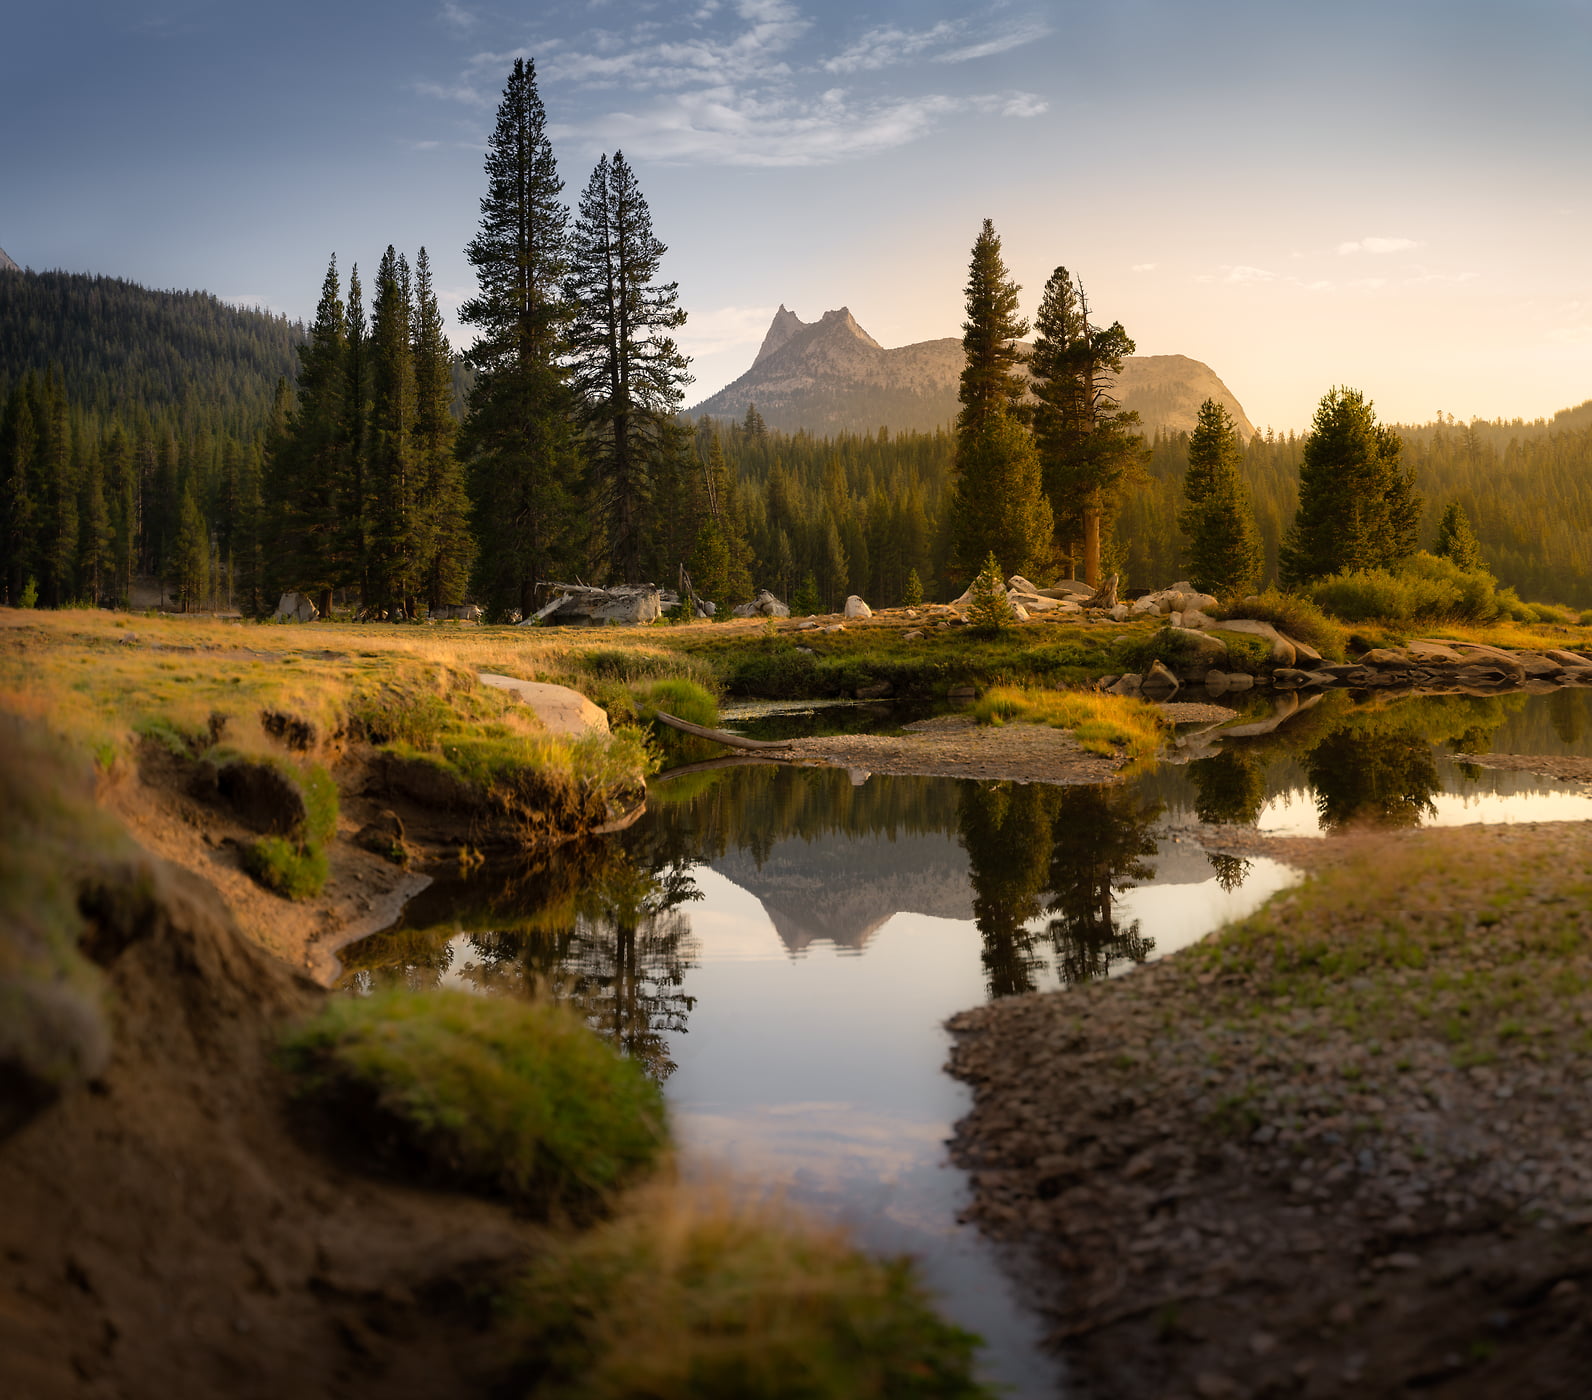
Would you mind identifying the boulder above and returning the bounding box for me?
[855,681,893,700]
[1359,647,1410,668]
[1317,664,1372,685]
[1011,602,1030,621]
[1287,635,1325,666]
[1012,592,1062,612]
[273,591,318,623]
[1007,575,1041,594]
[1109,674,1143,695]
[1513,652,1567,679]
[1545,649,1592,668]
[428,603,483,622]
[1271,667,1320,689]
[1204,670,1230,695]
[1142,659,1180,695]
[902,629,923,640]
[1223,672,1255,691]
[1108,602,1131,621]
[733,589,791,619]
[843,595,872,620]
[1405,640,1464,665]
[948,683,978,700]
[1212,619,1296,666]
[1169,626,1230,671]
[477,674,610,736]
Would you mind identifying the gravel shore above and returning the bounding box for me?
[947,821,1592,1397]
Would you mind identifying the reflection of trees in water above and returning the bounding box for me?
[1043,785,1159,986]
[1206,852,1251,892]
[957,781,1161,996]
[1548,688,1589,747]
[958,782,1055,996]
[1306,727,1440,830]
[340,835,702,1081]
[1188,749,1267,826]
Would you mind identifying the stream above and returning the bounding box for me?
[339,685,1592,1397]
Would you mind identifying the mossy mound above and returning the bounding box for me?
[511,1183,994,1399]
[280,990,667,1216]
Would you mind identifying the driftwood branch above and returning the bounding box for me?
[650,710,794,751]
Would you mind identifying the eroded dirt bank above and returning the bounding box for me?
[0,808,541,1399]
[948,822,1592,1398]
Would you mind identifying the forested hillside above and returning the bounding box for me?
[0,268,301,437]
[4,257,1591,616]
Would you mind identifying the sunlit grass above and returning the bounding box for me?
[510,1176,994,1399]
[970,685,1168,764]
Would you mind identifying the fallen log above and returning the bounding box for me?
[650,710,794,751]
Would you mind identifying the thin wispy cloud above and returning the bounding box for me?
[680,304,780,356]
[1338,236,1422,255]
[823,14,1049,73]
[438,2,476,34]
[419,2,1049,166]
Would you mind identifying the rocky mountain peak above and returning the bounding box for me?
[0,244,21,275]
[751,304,808,366]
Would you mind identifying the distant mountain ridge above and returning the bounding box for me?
[0,244,20,274]
[690,304,1257,439]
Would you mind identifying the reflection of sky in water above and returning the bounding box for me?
[663,864,1291,1399]
[1250,755,1592,837]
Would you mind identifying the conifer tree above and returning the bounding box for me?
[460,58,582,620]
[967,551,1017,633]
[368,246,420,616]
[957,219,1028,439]
[1433,500,1483,571]
[951,221,1051,579]
[171,482,210,611]
[903,567,924,607]
[567,150,692,584]
[341,264,370,607]
[1179,399,1262,598]
[1280,388,1420,586]
[40,373,77,608]
[1029,266,1142,585]
[0,379,38,605]
[265,257,349,612]
[411,247,474,610]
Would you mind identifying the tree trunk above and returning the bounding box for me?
[1083,503,1101,588]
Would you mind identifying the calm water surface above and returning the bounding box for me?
[341,687,1592,1397]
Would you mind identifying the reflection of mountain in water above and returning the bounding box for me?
[712,832,973,952]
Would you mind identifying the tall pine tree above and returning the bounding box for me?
[950,220,1050,579]
[367,246,420,617]
[460,58,582,620]
[411,248,474,610]
[567,150,692,584]
[1029,266,1142,586]
[1280,387,1420,585]
[1179,399,1262,598]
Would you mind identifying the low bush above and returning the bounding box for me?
[280,990,667,1216]
[1216,589,1347,659]
[1302,554,1517,627]
[510,1181,993,1399]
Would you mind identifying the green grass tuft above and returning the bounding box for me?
[242,835,329,899]
[279,990,668,1215]
[510,1181,995,1399]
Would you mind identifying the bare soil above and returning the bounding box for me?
[0,835,542,1400]
[780,714,1131,784]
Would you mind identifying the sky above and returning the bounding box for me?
[3,0,1590,431]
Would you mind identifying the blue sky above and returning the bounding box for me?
[3,0,1589,429]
